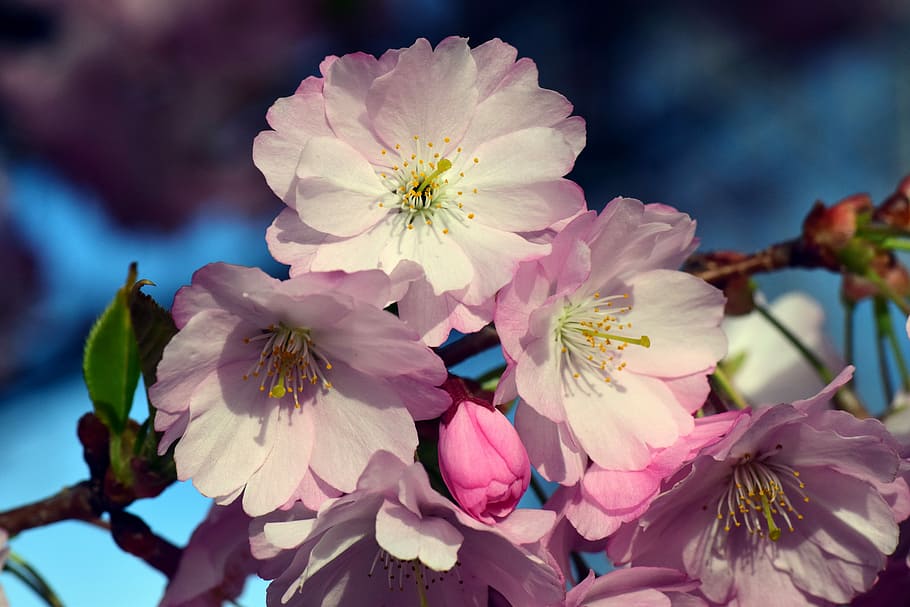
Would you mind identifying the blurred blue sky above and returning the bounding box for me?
[2,1,910,605]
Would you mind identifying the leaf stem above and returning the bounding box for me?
[710,366,749,410]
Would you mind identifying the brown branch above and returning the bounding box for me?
[0,482,101,536]
[110,511,182,579]
[436,325,500,367]
[0,480,183,580]
[685,238,839,286]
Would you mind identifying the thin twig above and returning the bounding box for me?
[0,482,99,536]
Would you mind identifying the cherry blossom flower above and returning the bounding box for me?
[257,36,586,345]
[607,368,909,606]
[159,501,257,607]
[565,567,706,607]
[251,451,565,607]
[437,376,530,524]
[150,263,449,516]
[496,197,727,474]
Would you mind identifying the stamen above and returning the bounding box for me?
[715,456,806,542]
[367,548,461,604]
[555,292,650,386]
[242,323,333,407]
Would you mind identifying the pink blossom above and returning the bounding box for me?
[437,377,531,524]
[256,37,586,345]
[496,197,727,475]
[159,502,256,607]
[565,567,706,607]
[722,292,843,406]
[150,263,450,516]
[608,368,910,606]
[251,451,565,606]
[547,411,742,542]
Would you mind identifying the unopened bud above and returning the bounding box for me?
[437,377,530,524]
[803,195,873,265]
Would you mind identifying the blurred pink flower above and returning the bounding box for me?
[608,368,909,606]
[159,501,256,607]
[565,567,706,607]
[259,36,586,345]
[496,197,727,473]
[437,376,530,524]
[251,451,564,607]
[722,292,843,406]
[150,263,449,516]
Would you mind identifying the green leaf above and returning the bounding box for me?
[83,264,141,434]
[129,280,177,389]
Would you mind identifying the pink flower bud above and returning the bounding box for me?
[438,377,531,524]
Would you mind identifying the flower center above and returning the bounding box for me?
[375,136,479,235]
[368,549,464,606]
[555,291,650,385]
[715,450,808,542]
[242,323,333,408]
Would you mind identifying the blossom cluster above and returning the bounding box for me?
[148,37,910,606]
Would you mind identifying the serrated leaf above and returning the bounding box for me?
[83,264,141,434]
[129,281,177,389]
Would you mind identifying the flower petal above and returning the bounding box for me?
[307,363,417,493]
[368,37,477,151]
[293,136,390,237]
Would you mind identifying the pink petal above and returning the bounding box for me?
[307,363,417,493]
[266,208,340,276]
[375,501,463,571]
[397,278,492,347]
[619,270,727,378]
[515,336,568,423]
[582,465,662,512]
[470,38,518,101]
[252,131,306,203]
[293,136,390,237]
[242,404,315,517]
[172,262,279,327]
[514,403,585,485]
[460,59,574,153]
[448,219,548,306]
[322,51,392,162]
[564,371,692,470]
[368,38,478,152]
[150,309,246,415]
[175,363,281,499]
[314,304,444,381]
[461,127,577,189]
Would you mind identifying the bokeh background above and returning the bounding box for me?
[1,0,909,604]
